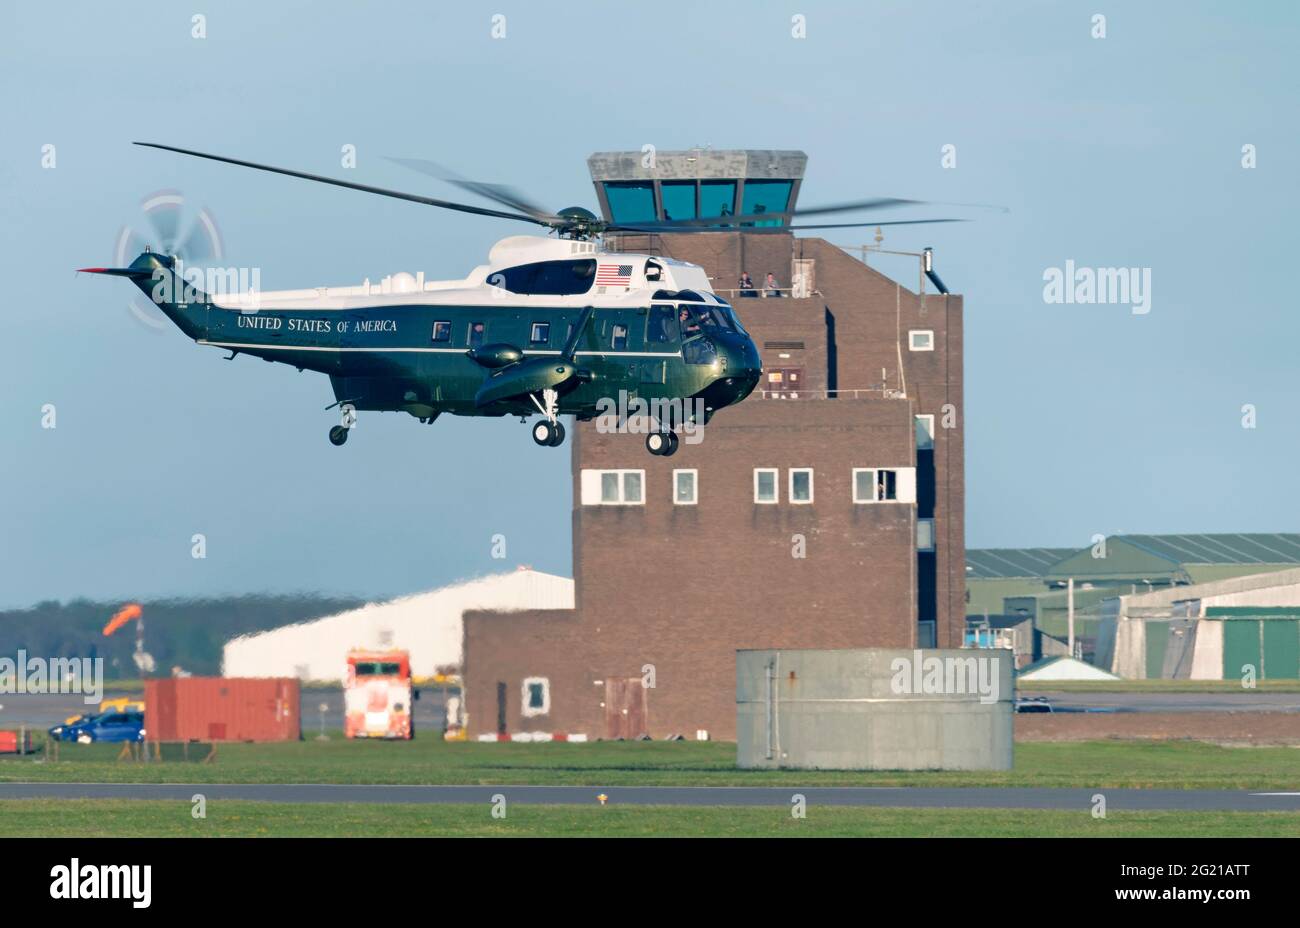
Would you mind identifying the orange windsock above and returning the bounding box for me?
[103,603,143,637]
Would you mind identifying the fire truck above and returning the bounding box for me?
[344,649,415,739]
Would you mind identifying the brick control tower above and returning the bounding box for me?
[463,150,965,741]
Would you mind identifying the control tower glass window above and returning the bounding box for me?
[700,180,737,224]
[661,181,696,221]
[741,180,791,227]
[605,182,656,224]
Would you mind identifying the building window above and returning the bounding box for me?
[431,321,451,343]
[789,468,814,504]
[661,180,697,221]
[700,179,737,223]
[521,677,550,717]
[580,469,645,506]
[909,330,934,352]
[740,180,792,227]
[854,468,893,502]
[604,181,656,224]
[853,467,917,503]
[754,468,779,504]
[530,322,550,345]
[611,323,628,351]
[915,414,935,450]
[917,517,935,551]
[673,469,698,505]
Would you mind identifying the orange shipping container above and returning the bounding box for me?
[144,677,301,742]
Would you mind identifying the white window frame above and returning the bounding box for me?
[580,469,646,506]
[788,467,814,505]
[753,467,779,504]
[529,321,550,344]
[521,676,550,717]
[908,329,935,352]
[915,414,935,450]
[673,468,698,505]
[853,467,917,504]
[917,517,936,551]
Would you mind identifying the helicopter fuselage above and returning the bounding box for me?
[90,235,762,449]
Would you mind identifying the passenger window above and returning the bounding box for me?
[611,324,628,351]
[530,322,550,345]
[647,305,678,343]
[468,321,485,347]
[431,321,451,343]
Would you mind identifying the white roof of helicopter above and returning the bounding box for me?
[207,235,718,311]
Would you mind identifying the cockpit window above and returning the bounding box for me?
[683,337,718,365]
[678,304,734,337]
[723,307,748,336]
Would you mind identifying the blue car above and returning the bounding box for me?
[48,714,94,742]
[60,710,145,744]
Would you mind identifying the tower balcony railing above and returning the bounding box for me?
[759,387,907,401]
[712,286,821,300]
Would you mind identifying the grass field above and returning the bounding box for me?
[3,798,1298,837]
[3,736,1299,790]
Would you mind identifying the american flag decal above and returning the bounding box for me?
[595,263,633,287]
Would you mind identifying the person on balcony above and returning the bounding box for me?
[738,271,757,298]
[764,272,782,298]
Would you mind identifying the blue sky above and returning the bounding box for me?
[1,1,1297,607]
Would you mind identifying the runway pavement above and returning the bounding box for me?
[1041,691,1300,713]
[3,782,1299,810]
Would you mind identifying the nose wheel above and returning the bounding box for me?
[532,419,566,447]
[646,431,679,456]
[328,425,349,446]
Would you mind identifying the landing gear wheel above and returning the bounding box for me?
[548,421,566,447]
[646,431,672,456]
[329,425,349,446]
[532,420,557,447]
[663,431,679,456]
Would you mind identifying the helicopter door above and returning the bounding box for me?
[646,304,679,347]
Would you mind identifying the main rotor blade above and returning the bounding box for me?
[133,143,551,227]
[387,157,561,224]
[626,197,923,230]
[621,197,1005,230]
[788,218,967,230]
[607,217,966,234]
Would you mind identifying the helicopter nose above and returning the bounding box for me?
[710,337,763,405]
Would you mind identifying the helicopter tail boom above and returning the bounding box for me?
[79,251,209,340]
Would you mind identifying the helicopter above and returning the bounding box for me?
[81,143,966,454]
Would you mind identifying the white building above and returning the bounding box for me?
[222,567,574,681]
[1097,567,1300,679]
